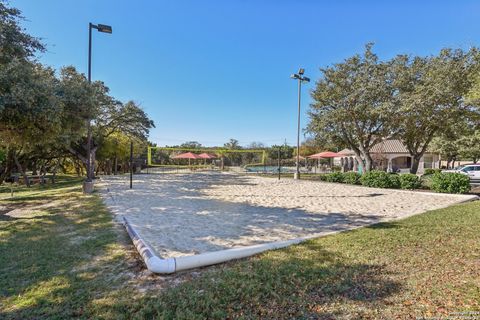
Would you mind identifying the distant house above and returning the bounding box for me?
[334,139,441,174]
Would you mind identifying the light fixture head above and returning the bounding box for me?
[96,24,112,33]
[290,74,299,79]
[303,76,310,83]
[298,68,305,75]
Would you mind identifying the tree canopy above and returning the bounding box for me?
[308,44,480,173]
[308,44,398,171]
[0,1,154,184]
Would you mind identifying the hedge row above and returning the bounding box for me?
[319,170,470,194]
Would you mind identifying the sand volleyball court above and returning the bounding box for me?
[100,172,476,261]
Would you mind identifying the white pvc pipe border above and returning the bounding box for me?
[123,216,328,274]
[123,217,176,273]
[123,194,478,274]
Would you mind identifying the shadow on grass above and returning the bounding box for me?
[136,241,402,319]
[365,221,403,229]
[0,176,83,195]
[0,185,132,320]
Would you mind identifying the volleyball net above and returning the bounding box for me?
[146,147,267,173]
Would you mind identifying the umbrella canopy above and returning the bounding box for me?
[308,151,340,159]
[198,153,217,159]
[171,152,202,159]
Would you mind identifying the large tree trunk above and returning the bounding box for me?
[105,160,112,175]
[51,160,59,184]
[352,149,364,174]
[89,148,97,180]
[363,152,373,172]
[13,153,30,187]
[95,161,101,176]
[75,160,82,176]
[357,143,373,172]
[409,154,423,174]
[114,155,118,175]
[40,163,47,184]
[31,160,37,175]
[0,149,14,184]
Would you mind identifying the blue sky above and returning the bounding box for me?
[12,0,480,147]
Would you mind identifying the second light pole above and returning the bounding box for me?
[83,22,112,194]
[290,68,310,180]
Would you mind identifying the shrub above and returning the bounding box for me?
[316,174,328,181]
[420,174,433,189]
[360,170,400,189]
[325,172,344,183]
[388,174,401,189]
[399,174,421,190]
[424,168,442,176]
[331,165,342,172]
[343,172,361,185]
[430,173,471,194]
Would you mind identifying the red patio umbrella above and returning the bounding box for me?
[308,151,340,172]
[307,151,340,159]
[171,152,201,166]
[197,153,217,159]
[198,153,217,165]
[171,152,201,159]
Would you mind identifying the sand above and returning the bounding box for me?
[100,172,475,259]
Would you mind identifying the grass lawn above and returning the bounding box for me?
[0,176,479,319]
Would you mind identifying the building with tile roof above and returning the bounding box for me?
[334,139,440,174]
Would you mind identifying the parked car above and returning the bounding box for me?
[443,164,480,183]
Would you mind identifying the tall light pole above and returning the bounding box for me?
[84,22,112,193]
[290,68,310,180]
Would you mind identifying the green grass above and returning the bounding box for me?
[1,177,479,319]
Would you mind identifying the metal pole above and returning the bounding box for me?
[278,146,281,180]
[295,79,301,179]
[88,23,92,82]
[86,23,93,183]
[130,141,133,189]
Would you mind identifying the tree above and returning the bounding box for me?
[393,48,478,173]
[0,2,44,63]
[0,61,60,185]
[96,132,148,175]
[223,138,241,150]
[308,44,398,172]
[58,66,155,180]
[180,141,203,149]
[0,1,50,184]
[430,137,461,169]
[0,2,156,186]
[298,137,322,157]
[458,131,480,163]
[247,142,265,149]
[269,144,294,160]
